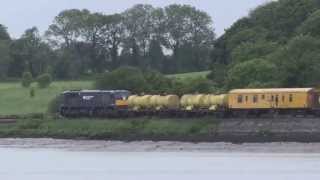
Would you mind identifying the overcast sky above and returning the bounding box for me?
[1,0,271,38]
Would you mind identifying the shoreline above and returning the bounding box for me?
[1,117,320,143]
[2,138,320,153]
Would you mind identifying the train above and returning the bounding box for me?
[59,88,320,118]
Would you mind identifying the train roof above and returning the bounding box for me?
[229,88,315,94]
[62,90,130,94]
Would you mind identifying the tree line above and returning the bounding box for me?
[2,0,320,92]
[0,4,215,80]
[209,0,320,90]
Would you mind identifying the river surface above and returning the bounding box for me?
[1,139,320,180]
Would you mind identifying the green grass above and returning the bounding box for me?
[166,71,211,79]
[0,81,92,115]
[0,118,220,140]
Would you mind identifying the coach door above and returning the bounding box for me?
[275,95,279,107]
[270,94,279,108]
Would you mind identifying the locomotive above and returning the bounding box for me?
[59,88,320,118]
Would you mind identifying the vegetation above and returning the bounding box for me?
[36,73,52,88]
[2,1,320,113]
[21,72,33,88]
[166,71,211,80]
[0,4,214,81]
[0,118,220,140]
[209,0,320,89]
[0,81,92,115]
[95,67,216,95]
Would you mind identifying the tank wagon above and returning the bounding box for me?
[59,88,320,118]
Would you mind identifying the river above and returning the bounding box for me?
[1,139,320,180]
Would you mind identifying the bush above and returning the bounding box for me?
[95,67,149,93]
[29,87,35,98]
[21,72,33,88]
[47,95,63,115]
[37,73,52,88]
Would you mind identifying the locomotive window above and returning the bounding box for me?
[289,94,293,102]
[253,95,258,103]
[237,95,243,103]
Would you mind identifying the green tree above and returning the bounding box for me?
[227,58,279,89]
[231,40,278,64]
[271,35,320,87]
[46,9,85,48]
[9,27,53,77]
[21,72,33,87]
[37,73,52,88]
[298,9,320,37]
[95,67,149,93]
[165,4,215,72]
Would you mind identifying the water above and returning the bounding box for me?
[1,148,320,180]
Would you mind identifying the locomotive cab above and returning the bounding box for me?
[60,90,131,117]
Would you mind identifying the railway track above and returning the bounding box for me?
[0,118,17,124]
[0,116,18,124]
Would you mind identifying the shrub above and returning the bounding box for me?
[47,95,63,115]
[37,73,52,88]
[29,87,35,98]
[95,67,149,93]
[21,72,33,88]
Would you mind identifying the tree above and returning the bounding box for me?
[0,25,11,79]
[227,58,279,89]
[37,73,52,88]
[164,4,215,72]
[271,35,320,87]
[298,9,320,38]
[121,4,155,68]
[97,14,125,69]
[46,9,86,48]
[9,27,53,77]
[21,72,33,88]
[0,41,11,79]
[0,24,10,41]
[231,40,278,64]
[95,67,149,93]
[250,0,318,40]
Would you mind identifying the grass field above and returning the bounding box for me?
[0,71,210,116]
[166,71,211,79]
[0,81,92,115]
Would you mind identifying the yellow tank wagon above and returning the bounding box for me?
[180,94,228,111]
[128,95,180,110]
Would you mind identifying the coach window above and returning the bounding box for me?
[253,95,258,103]
[261,95,265,100]
[271,95,274,102]
[289,94,293,102]
[282,95,285,102]
[237,95,243,103]
[245,96,248,102]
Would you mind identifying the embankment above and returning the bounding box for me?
[0,117,320,143]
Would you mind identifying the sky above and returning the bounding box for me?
[0,0,271,38]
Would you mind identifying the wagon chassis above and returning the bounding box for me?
[60,107,320,119]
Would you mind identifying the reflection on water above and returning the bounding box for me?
[1,148,320,180]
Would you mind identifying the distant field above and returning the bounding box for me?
[166,71,210,79]
[0,81,92,115]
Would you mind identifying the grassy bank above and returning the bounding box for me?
[0,81,92,115]
[0,117,219,141]
[166,71,210,80]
